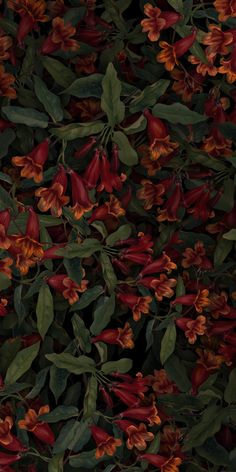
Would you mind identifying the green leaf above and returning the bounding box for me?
[129,80,170,113]
[36,284,54,339]
[2,106,48,128]
[39,406,78,423]
[72,314,91,353]
[101,63,125,126]
[51,122,104,140]
[41,56,76,88]
[5,342,40,385]
[152,103,207,125]
[69,450,107,468]
[164,354,191,392]
[219,122,236,141]
[83,375,98,418]
[48,454,64,472]
[46,353,96,374]
[0,129,16,159]
[0,273,11,291]
[59,239,102,258]
[90,293,116,335]
[223,229,236,240]
[50,365,70,403]
[160,322,176,365]
[99,252,117,293]
[70,419,91,453]
[106,224,132,246]
[0,185,16,211]
[196,438,230,467]
[54,419,91,454]
[113,131,138,166]
[175,275,185,313]
[64,257,82,285]
[26,367,49,399]
[183,404,223,449]
[34,76,63,123]
[224,368,236,404]
[167,0,183,12]
[101,358,133,375]
[62,74,103,98]
[214,238,233,267]
[122,115,147,135]
[70,285,104,311]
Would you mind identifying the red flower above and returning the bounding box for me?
[0,65,16,99]
[119,403,161,426]
[143,110,178,160]
[13,208,43,259]
[35,165,69,217]
[141,4,180,42]
[139,453,182,471]
[0,209,11,250]
[0,417,26,452]
[74,136,97,159]
[69,170,94,220]
[214,0,236,22]
[157,30,196,71]
[157,183,182,222]
[47,273,88,305]
[115,420,154,451]
[117,292,152,321]
[18,405,54,445]
[41,17,80,54]
[91,323,134,349]
[172,289,210,313]
[176,315,207,344]
[140,253,177,277]
[0,452,21,466]
[7,0,49,44]
[12,139,49,183]
[90,425,122,459]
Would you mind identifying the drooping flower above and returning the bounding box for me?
[213,0,236,22]
[176,315,207,344]
[0,65,16,99]
[13,208,43,260]
[141,4,180,42]
[157,30,196,71]
[91,323,134,349]
[219,46,236,84]
[119,403,161,426]
[181,241,212,270]
[0,452,21,466]
[41,16,80,54]
[139,453,182,472]
[90,425,122,459]
[0,258,13,279]
[35,165,69,217]
[117,292,152,321]
[18,405,55,445]
[0,34,13,61]
[12,139,49,183]
[202,25,233,58]
[172,289,210,313]
[171,68,203,102]
[137,180,165,210]
[7,0,49,44]
[115,420,154,451]
[140,253,177,277]
[88,195,125,223]
[143,110,179,160]
[47,273,88,305]
[147,369,179,395]
[157,183,182,222]
[0,209,11,250]
[139,274,176,302]
[69,169,94,220]
[0,417,26,452]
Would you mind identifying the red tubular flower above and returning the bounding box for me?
[157,183,182,222]
[99,387,114,409]
[139,274,176,301]
[88,195,125,223]
[74,137,97,159]
[0,452,21,466]
[115,420,154,451]
[7,0,49,44]
[139,453,182,471]
[214,0,236,22]
[157,30,197,71]
[0,209,11,250]
[90,425,122,459]
[91,323,134,349]
[35,165,70,217]
[191,349,224,394]
[12,139,49,183]
[208,320,236,335]
[69,170,94,220]
[0,417,27,452]
[13,208,43,260]
[83,148,100,189]
[41,17,80,54]
[76,28,104,46]
[110,387,140,407]
[47,273,88,305]
[191,364,210,395]
[97,150,125,193]
[143,110,178,160]
[141,4,180,42]
[117,292,152,321]
[119,404,161,426]
[172,289,210,313]
[140,253,177,277]
[18,405,54,445]
[41,243,66,261]
[176,315,207,344]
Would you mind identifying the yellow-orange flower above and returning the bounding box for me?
[139,146,161,176]
[7,0,48,22]
[106,195,125,219]
[148,369,179,394]
[219,58,236,84]
[0,257,13,279]
[157,42,178,71]
[161,456,182,472]
[75,52,97,75]
[151,274,177,301]
[150,135,179,161]
[188,54,218,77]
[202,24,233,57]
[0,34,13,61]
[0,417,13,446]
[184,315,207,344]
[132,296,152,321]
[171,68,203,103]
[126,423,154,450]
[18,405,49,431]
[14,235,43,259]
[35,183,70,217]
[117,323,135,349]
[194,289,210,313]
[141,4,166,42]
[62,277,88,305]
[213,0,236,22]
[137,180,165,210]
[0,65,16,99]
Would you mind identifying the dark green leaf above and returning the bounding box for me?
[39,405,78,423]
[101,63,125,126]
[36,284,54,339]
[196,438,230,467]
[167,0,183,12]
[113,131,138,165]
[62,74,103,98]
[5,342,40,384]
[34,76,63,123]
[224,368,236,404]
[223,229,236,241]
[26,367,49,399]
[41,56,76,88]
[2,106,48,128]
[164,354,191,392]
[90,293,115,335]
[152,103,207,125]
[101,358,133,374]
[129,80,170,113]
[214,238,233,267]
[51,122,104,140]
[83,375,98,418]
[46,353,96,374]
[99,252,117,293]
[70,286,104,311]
[160,322,176,365]
[48,454,64,472]
[63,257,83,285]
[183,404,223,449]
[59,239,102,258]
[72,314,91,353]
[0,129,16,159]
[106,224,132,246]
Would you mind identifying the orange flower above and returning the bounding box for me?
[116,420,154,451]
[196,348,224,371]
[62,277,88,305]
[0,65,16,99]
[13,208,43,260]
[181,241,205,268]
[139,453,182,472]
[202,128,232,157]
[0,417,13,446]
[120,403,161,426]
[107,195,126,218]
[7,0,48,21]
[148,369,179,395]
[118,292,152,321]
[91,323,134,349]
[0,34,13,61]
[41,17,80,54]
[177,315,207,344]
[171,68,203,102]
[202,25,233,57]
[213,0,236,22]
[35,166,69,217]
[160,426,183,457]
[0,258,13,279]
[68,99,101,121]
[18,405,49,431]
[137,180,165,210]
[90,425,122,459]
[188,54,218,77]
[75,52,97,75]
[150,274,177,301]
[12,139,49,183]
[141,4,166,41]
[139,146,161,176]
[219,57,236,84]
[47,0,67,18]
[15,254,36,275]
[209,292,230,319]
[157,30,196,71]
